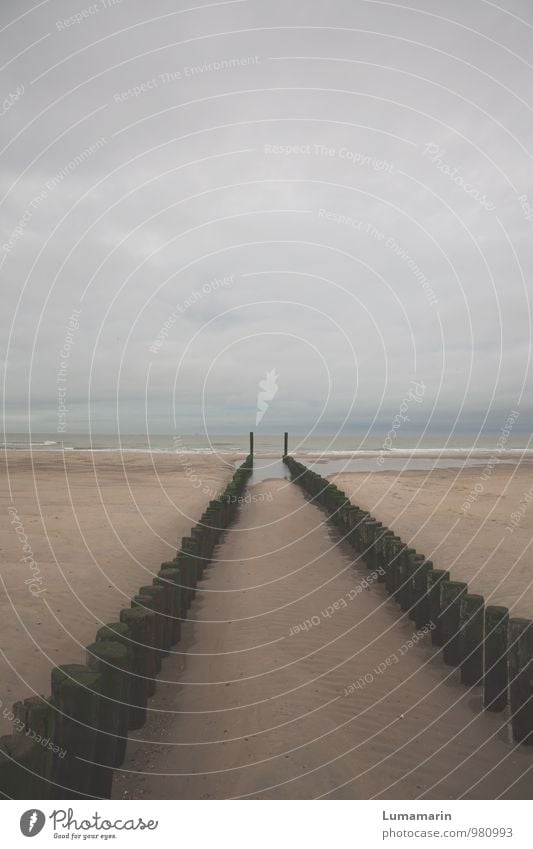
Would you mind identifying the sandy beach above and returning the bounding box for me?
[328,463,533,619]
[113,477,532,800]
[0,451,234,735]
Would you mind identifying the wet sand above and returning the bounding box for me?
[0,451,234,734]
[114,478,532,800]
[328,463,533,617]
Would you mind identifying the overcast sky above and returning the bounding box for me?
[1,0,533,437]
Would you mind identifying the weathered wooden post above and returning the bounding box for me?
[249,431,254,456]
[459,594,485,686]
[484,605,509,711]
[0,735,45,799]
[428,569,450,645]
[119,607,156,724]
[283,432,288,457]
[413,559,433,629]
[50,664,106,798]
[86,640,131,769]
[13,696,54,797]
[440,581,468,665]
[508,618,533,744]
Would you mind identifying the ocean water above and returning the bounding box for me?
[3,432,532,476]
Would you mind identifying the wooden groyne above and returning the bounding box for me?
[0,456,253,800]
[283,455,533,748]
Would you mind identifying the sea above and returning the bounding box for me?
[2,431,532,476]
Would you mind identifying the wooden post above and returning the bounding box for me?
[413,559,433,629]
[508,618,533,744]
[460,594,485,686]
[0,735,45,800]
[119,607,156,726]
[50,664,106,798]
[283,432,288,457]
[484,605,509,712]
[428,569,450,645]
[86,640,131,769]
[440,581,468,666]
[249,431,254,456]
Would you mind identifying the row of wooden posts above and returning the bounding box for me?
[283,455,533,746]
[0,456,254,800]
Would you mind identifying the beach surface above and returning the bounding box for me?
[0,451,234,735]
[113,477,532,800]
[327,463,533,618]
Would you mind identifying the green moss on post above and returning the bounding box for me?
[132,594,163,681]
[459,594,485,686]
[156,568,182,645]
[508,618,533,744]
[440,581,468,666]
[428,569,450,645]
[484,605,509,712]
[413,559,433,629]
[119,607,156,723]
[0,734,45,799]
[12,696,54,798]
[86,641,131,768]
[50,664,108,798]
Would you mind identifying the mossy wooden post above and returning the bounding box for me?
[140,583,172,652]
[413,559,433,629]
[384,536,401,596]
[508,618,533,744]
[163,558,188,617]
[283,432,288,458]
[182,537,199,597]
[50,664,106,798]
[428,569,450,645]
[376,528,392,583]
[459,594,485,686]
[191,526,208,573]
[484,605,509,712]
[133,591,165,678]
[12,696,54,797]
[249,431,254,456]
[156,568,182,644]
[440,581,468,666]
[0,734,45,799]
[86,640,130,768]
[119,607,156,724]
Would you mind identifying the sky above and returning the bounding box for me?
[1,0,533,438]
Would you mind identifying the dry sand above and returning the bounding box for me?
[114,477,533,800]
[328,463,533,618]
[0,451,234,735]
